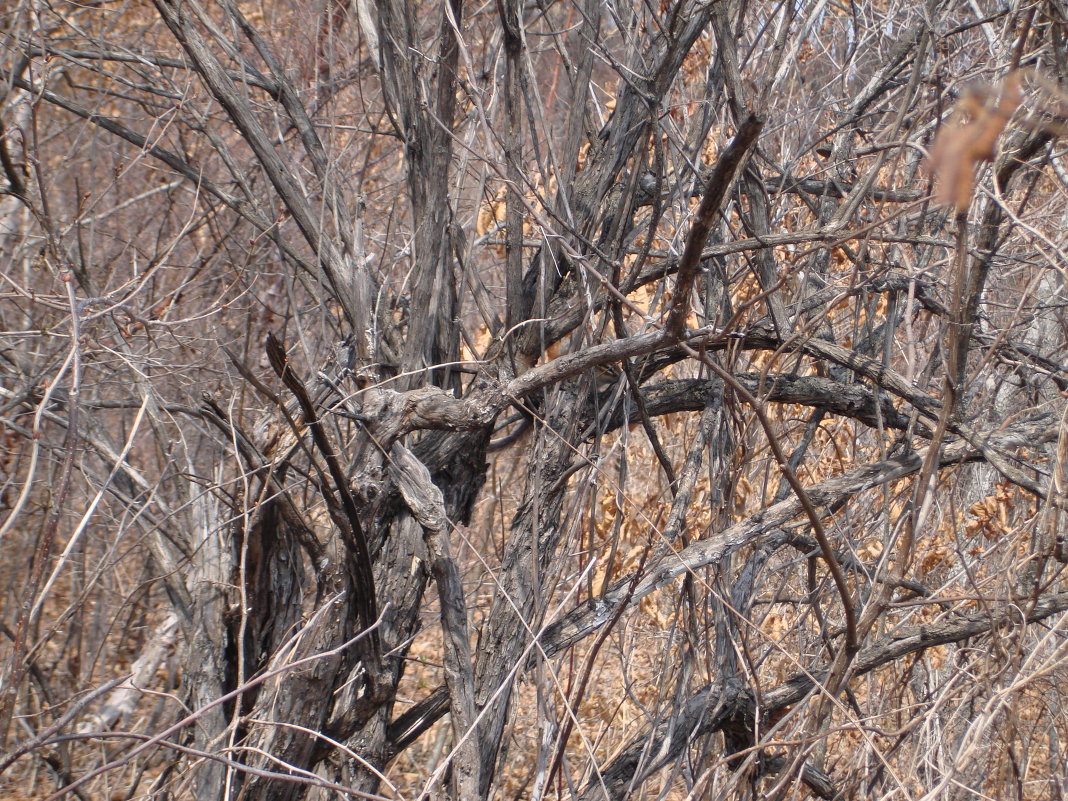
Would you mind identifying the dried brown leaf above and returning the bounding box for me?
[929,71,1022,211]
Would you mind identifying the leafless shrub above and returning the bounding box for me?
[1,1,1067,800]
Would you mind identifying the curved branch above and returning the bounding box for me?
[595,374,911,434]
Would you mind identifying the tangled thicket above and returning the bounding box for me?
[2,1,1068,799]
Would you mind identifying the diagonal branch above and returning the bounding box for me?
[265,333,380,656]
[667,115,763,337]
